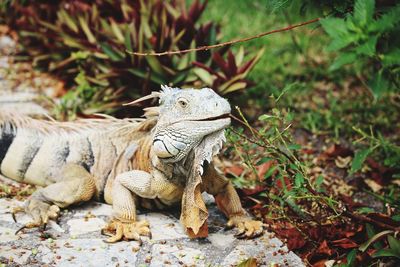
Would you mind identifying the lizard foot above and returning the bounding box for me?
[102,219,151,244]
[226,216,263,239]
[13,199,60,234]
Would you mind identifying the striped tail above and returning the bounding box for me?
[0,115,17,169]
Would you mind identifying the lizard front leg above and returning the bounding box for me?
[14,164,96,234]
[103,170,154,243]
[203,164,263,239]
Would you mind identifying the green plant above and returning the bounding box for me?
[227,106,342,230]
[352,126,400,173]
[320,0,400,99]
[2,0,262,116]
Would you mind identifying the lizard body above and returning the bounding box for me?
[0,86,262,242]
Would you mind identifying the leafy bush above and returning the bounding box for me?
[1,0,263,116]
[320,0,400,99]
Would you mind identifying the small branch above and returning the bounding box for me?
[127,17,320,56]
[231,112,399,232]
[343,210,400,232]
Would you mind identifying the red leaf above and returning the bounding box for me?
[332,238,358,249]
[227,51,237,75]
[240,185,267,196]
[324,144,353,158]
[238,56,257,74]
[276,177,292,191]
[316,240,334,256]
[212,52,230,78]
[256,161,275,181]
[275,228,307,250]
[301,148,315,155]
[192,61,225,80]
[225,165,244,177]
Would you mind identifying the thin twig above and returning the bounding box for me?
[126,17,320,56]
[230,112,399,232]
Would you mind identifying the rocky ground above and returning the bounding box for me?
[0,178,304,266]
[0,34,304,266]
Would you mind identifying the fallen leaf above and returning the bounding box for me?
[240,185,268,196]
[237,257,257,267]
[332,238,358,249]
[324,144,353,158]
[225,165,244,176]
[324,260,336,267]
[257,161,275,180]
[316,240,334,256]
[392,179,400,186]
[335,156,352,168]
[276,177,292,191]
[364,179,383,192]
[275,228,306,250]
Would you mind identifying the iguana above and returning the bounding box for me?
[0,86,263,243]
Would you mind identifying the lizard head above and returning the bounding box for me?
[152,85,231,163]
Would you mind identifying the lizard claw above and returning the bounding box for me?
[11,206,25,223]
[15,221,42,235]
[102,219,151,244]
[227,216,264,239]
[13,199,60,235]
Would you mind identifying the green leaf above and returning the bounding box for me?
[294,173,305,188]
[265,0,293,13]
[258,114,278,121]
[354,0,375,26]
[235,46,245,66]
[193,68,214,85]
[357,207,375,214]
[372,248,400,259]
[127,68,166,84]
[347,249,357,267]
[288,144,301,150]
[381,48,400,67]
[359,230,393,252]
[388,235,400,252]
[351,148,372,173]
[110,19,124,43]
[366,223,383,249]
[355,36,377,56]
[327,35,357,51]
[329,53,357,71]
[145,56,167,77]
[368,71,390,99]
[71,51,90,60]
[264,166,277,179]
[58,10,78,33]
[315,175,324,192]
[78,16,96,44]
[31,248,38,255]
[370,5,400,32]
[320,18,349,38]
[124,26,133,52]
[221,82,247,94]
[392,214,400,222]
[100,43,124,61]
[256,157,273,165]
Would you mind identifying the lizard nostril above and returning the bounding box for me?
[215,102,218,108]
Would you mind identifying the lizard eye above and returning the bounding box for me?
[177,98,188,108]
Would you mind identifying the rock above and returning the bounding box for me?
[67,218,107,236]
[0,196,305,266]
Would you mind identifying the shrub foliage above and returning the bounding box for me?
[1,0,263,115]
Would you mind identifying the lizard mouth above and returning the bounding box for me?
[192,113,230,122]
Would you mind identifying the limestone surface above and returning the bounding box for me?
[0,192,304,266]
